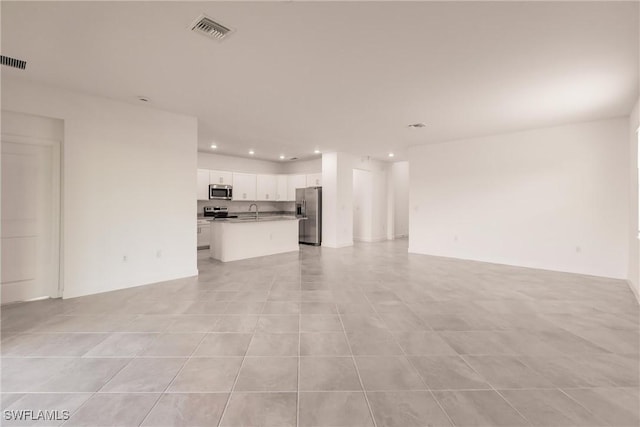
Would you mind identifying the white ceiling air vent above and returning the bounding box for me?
[190,14,232,41]
[1,55,26,70]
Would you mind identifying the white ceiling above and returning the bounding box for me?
[2,1,638,162]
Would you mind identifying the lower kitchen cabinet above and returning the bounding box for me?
[197,221,210,249]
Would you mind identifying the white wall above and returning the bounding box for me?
[198,152,321,176]
[628,98,640,300]
[409,117,629,279]
[281,157,322,174]
[1,110,64,141]
[353,169,373,241]
[353,157,389,242]
[322,153,353,248]
[2,77,198,298]
[322,152,355,248]
[391,161,409,238]
[198,152,282,174]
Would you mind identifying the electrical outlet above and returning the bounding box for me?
[156,250,162,258]
[122,255,127,262]
[576,246,581,253]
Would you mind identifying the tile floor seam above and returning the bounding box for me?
[135,330,208,426]
[297,269,302,427]
[555,386,612,426]
[57,355,138,426]
[336,304,379,427]
[215,274,278,427]
[8,387,590,394]
[457,354,535,426]
[364,292,457,427]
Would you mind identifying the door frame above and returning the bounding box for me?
[1,132,63,300]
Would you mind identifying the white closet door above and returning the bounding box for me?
[2,139,60,303]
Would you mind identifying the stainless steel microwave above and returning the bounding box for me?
[209,184,233,200]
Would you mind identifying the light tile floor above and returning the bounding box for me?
[1,239,639,426]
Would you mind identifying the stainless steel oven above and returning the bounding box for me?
[209,184,232,200]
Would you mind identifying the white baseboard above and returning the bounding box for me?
[354,237,388,243]
[321,241,353,248]
[25,296,50,302]
[62,268,199,299]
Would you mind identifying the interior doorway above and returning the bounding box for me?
[1,112,62,304]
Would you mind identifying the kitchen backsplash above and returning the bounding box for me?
[197,200,295,216]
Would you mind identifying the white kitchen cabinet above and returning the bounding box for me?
[197,221,211,249]
[232,173,257,201]
[306,173,322,187]
[287,174,306,201]
[256,174,277,201]
[197,169,210,200]
[209,170,232,185]
[276,175,288,201]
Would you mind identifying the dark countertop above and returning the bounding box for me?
[198,211,296,221]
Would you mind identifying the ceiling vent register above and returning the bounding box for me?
[1,55,26,70]
[190,15,232,40]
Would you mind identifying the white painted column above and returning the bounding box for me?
[322,152,354,248]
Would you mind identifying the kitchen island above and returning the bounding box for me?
[209,216,302,262]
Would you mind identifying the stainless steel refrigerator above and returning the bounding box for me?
[296,187,322,245]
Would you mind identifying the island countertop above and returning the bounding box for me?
[212,215,303,223]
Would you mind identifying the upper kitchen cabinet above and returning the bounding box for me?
[306,173,322,187]
[276,175,288,201]
[232,172,257,201]
[287,174,306,201]
[210,170,232,186]
[197,169,210,200]
[256,174,277,201]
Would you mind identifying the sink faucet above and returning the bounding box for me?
[248,203,259,219]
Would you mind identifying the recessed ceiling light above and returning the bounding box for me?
[137,96,150,102]
[388,153,395,158]
[248,150,255,155]
[210,144,217,149]
[279,155,285,160]
[408,123,426,128]
[314,149,321,154]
